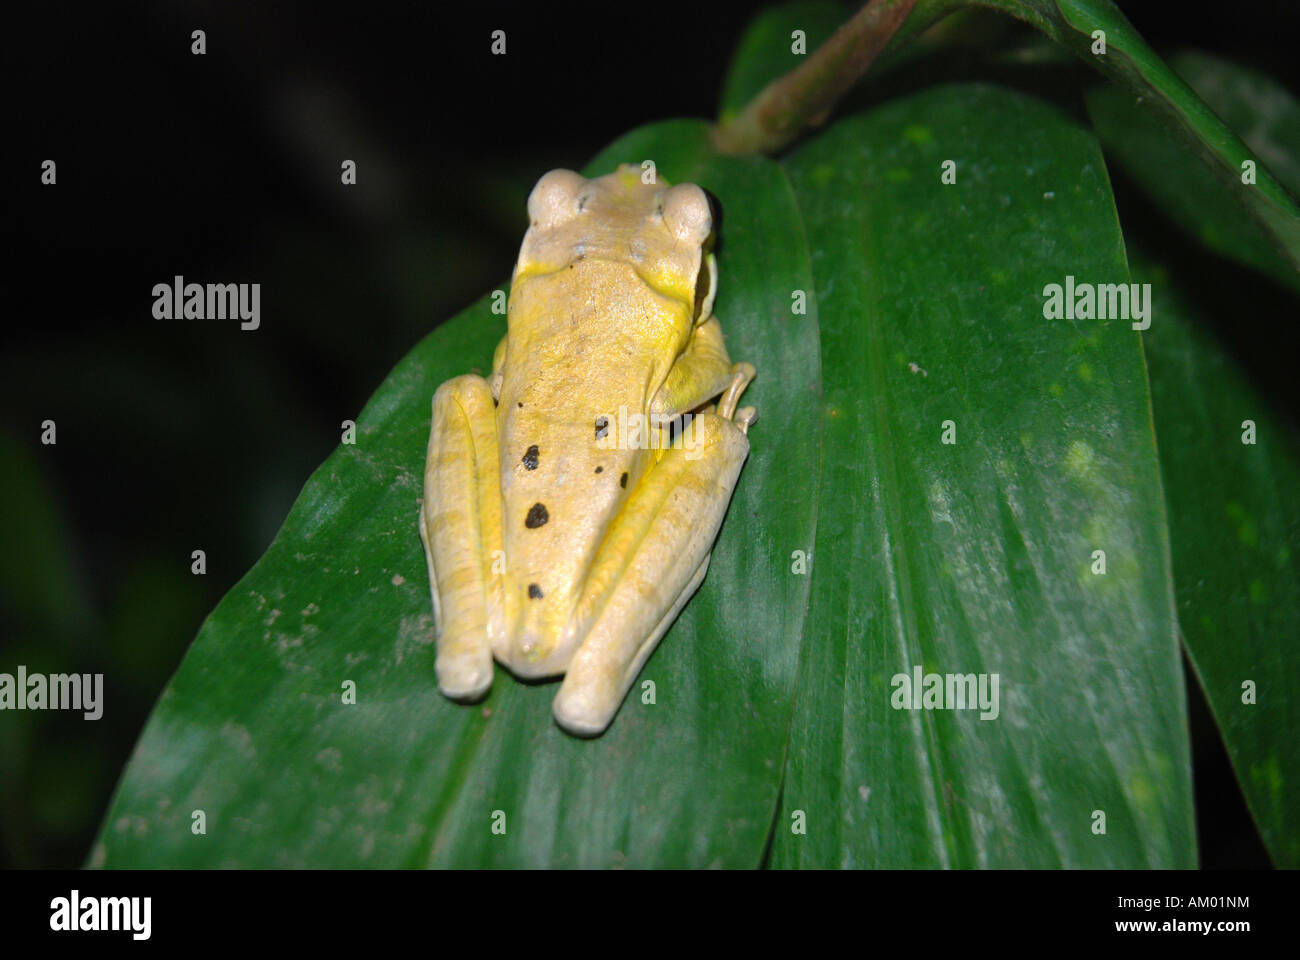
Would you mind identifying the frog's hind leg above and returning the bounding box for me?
[554,551,711,736]
[551,393,753,736]
[420,374,504,701]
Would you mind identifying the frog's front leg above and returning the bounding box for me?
[419,374,505,700]
[551,368,756,736]
[650,316,740,421]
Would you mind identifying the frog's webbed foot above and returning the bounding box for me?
[420,374,504,701]
[551,384,754,736]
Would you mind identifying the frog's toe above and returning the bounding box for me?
[733,405,758,434]
[436,651,493,702]
[552,689,614,738]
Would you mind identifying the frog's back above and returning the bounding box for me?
[493,166,714,672]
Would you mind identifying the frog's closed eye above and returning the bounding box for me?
[662,183,712,245]
[527,169,586,229]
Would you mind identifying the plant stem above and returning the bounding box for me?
[713,0,919,156]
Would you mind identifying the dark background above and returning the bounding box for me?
[2,0,1293,868]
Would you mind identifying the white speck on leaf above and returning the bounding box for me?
[222,722,255,757]
[395,613,436,665]
[275,632,303,654]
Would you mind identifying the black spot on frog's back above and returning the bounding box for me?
[522,444,539,470]
[525,502,549,528]
[528,583,543,599]
[620,472,628,488]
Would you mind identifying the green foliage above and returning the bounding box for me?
[94,2,1298,867]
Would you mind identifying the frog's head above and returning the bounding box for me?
[513,165,718,325]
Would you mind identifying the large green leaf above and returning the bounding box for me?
[1102,51,1300,866]
[92,122,821,868]
[1087,50,1300,293]
[983,1,1300,281]
[1135,246,1300,867]
[95,2,1271,870]
[771,83,1193,867]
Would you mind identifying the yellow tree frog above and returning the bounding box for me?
[418,164,756,736]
